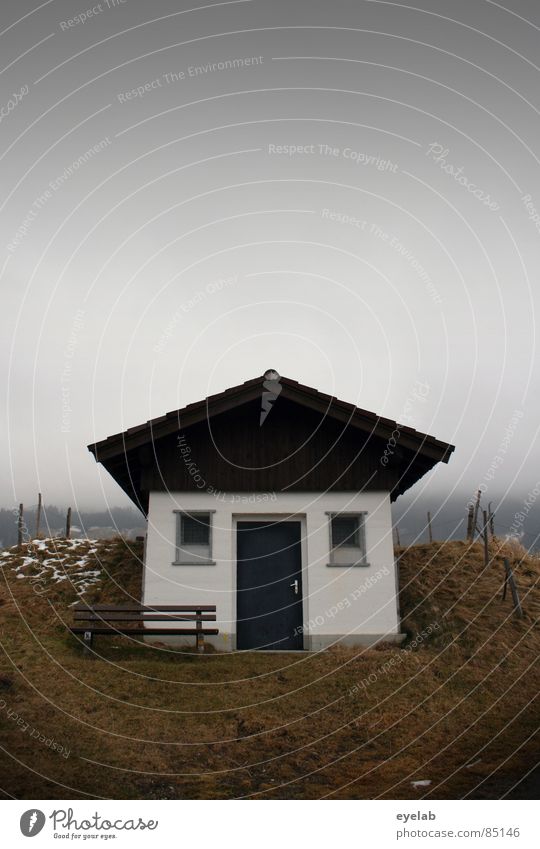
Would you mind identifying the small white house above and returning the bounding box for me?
[88,371,454,651]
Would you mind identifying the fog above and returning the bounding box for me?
[1,0,539,544]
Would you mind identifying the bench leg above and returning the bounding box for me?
[83,630,94,658]
[196,613,204,653]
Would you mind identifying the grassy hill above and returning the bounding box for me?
[0,535,538,799]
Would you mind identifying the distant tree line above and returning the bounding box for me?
[0,505,145,548]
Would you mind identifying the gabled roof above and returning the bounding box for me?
[88,372,454,512]
[89,372,454,464]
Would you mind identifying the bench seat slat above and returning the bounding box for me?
[72,604,216,612]
[70,627,219,635]
[73,613,216,622]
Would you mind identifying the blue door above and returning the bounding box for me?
[236,520,304,650]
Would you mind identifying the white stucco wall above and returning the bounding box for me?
[143,491,403,650]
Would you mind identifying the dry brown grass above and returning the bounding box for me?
[0,536,538,800]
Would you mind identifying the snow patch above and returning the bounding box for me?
[4,540,103,597]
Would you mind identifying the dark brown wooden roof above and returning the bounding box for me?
[88,373,454,513]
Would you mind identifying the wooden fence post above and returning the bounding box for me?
[466,505,474,540]
[65,507,72,539]
[482,509,489,566]
[503,558,524,618]
[17,503,24,546]
[472,490,482,539]
[488,502,495,537]
[35,492,42,538]
[427,511,433,543]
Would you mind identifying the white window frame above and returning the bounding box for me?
[326,511,369,567]
[172,510,216,565]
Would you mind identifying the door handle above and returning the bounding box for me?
[289,579,299,595]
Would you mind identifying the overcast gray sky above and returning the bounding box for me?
[1,0,539,513]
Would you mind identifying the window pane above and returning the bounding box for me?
[181,514,210,545]
[332,516,360,547]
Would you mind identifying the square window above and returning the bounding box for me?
[331,516,360,548]
[181,514,209,545]
[174,512,213,564]
[329,513,367,566]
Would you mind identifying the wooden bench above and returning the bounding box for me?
[70,603,218,654]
